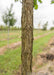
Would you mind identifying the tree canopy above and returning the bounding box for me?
[2,4,17,27]
[51,0,54,4]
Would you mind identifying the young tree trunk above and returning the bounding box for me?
[7,23,10,49]
[21,0,33,75]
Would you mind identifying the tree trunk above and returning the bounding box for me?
[21,0,33,75]
[7,24,10,49]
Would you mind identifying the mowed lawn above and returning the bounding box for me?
[0,31,54,75]
[0,30,51,47]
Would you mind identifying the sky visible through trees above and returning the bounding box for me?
[0,0,54,29]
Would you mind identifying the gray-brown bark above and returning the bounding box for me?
[21,0,33,75]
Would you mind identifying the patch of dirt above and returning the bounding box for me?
[32,36,54,75]
[0,41,21,55]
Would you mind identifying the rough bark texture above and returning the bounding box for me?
[21,0,33,75]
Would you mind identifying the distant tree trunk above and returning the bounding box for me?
[7,24,10,48]
[21,0,33,75]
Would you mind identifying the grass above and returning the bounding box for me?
[0,30,21,47]
[0,47,21,75]
[0,30,51,47]
[33,32,54,56]
[33,30,50,37]
[0,31,54,75]
[0,30,21,40]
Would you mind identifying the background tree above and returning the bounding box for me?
[38,21,41,30]
[52,20,54,25]
[43,21,48,30]
[2,4,17,48]
[50,20,54,30]
[2,4,16,28]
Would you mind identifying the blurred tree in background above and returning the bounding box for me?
[2,4,17,48]
[2,4,17,28]
[43,21,48,30]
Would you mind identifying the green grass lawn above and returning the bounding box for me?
[0,32,54,75]
[0,30,51,47]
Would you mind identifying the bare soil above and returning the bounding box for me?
[32,36,54,75]
[0,41,21,55]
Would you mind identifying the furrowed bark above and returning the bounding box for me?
[21,0,33,75]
